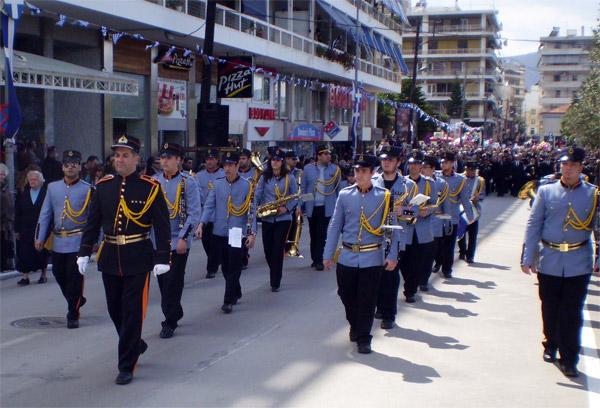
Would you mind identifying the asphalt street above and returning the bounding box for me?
[1,195,598,407]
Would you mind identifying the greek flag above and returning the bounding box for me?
[351,83,361,152]
[1,0,24,139]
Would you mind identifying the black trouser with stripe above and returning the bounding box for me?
[538,273,590,365]
[102,272,150,373]
[400,233,434,297]
[308,206,329,265]
[376,261,401,320]
[337,264,383,346]
[458,220,479,261]
[261,220,291,289]
[157,249,189,329]
[211,235,244,305]
[439,224,459,275]
[422,237,439,286]
[51,252,85,321]
[201,222,220,274]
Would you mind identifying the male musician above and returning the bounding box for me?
[324,154,399,354]
[35,150,92,329]
[238,148,257,269]
[437,152,474,278]
[458,161,485,264]
[404,151,437,297]
[154,143,201,338]
[372,145,415,329]
[195,148,225,278]
[301,144,341,270]
[521,147,598,378]
[421,155,448,286]
[196,150,256,313]
[77,135,171,385]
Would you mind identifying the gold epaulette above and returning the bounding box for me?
[140,174,159,185]
[96,174,114,184]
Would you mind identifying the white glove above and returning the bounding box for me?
[153,264,170,277]
[76,256,89,275]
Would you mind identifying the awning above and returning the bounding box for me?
[381,0,410,25]
[242,0,267,21]
[372,32,387,54]
[316,0,358,43]
[0,50,138,96]
[388,40,409,74]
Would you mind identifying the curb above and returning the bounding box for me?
[0,271,21,281]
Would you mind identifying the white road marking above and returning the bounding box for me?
[0,332,43,349]
[582,307,600,407]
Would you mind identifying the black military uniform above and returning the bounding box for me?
[78,135,171,384]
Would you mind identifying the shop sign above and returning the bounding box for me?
[324,121,341,139]
[157,78,186,119]
[287,124,322,141]
[218,56,253,98]
[155,48,193,71]
[249,107,276,120]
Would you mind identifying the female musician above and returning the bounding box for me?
[253,148,298,291]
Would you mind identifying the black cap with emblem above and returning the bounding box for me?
[285,149,299,159]
[205,148,219,160]
[353,153,377,169]
[441,151,456,162]
[271,148,285,161]
[559,146,585,163]
[160,142,184,158]
[423,155,437,168]
[240,148,252,158]
[465,160,478,170]
[111,134,141,153]
[222,150,240,164]
[379,145,401,160]
[407,150,424,164]
[62,150,82,164]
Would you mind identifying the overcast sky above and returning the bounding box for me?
[418,0,598,56]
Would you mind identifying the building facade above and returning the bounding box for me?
[523,84,541,138]
[538,27,594,137]
[4,0,410,164]
[403,3,502,139]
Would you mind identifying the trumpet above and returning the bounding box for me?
[257,192,302,218]
[285,171,303,258]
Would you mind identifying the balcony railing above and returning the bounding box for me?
[345,0,402,32]
[144,0,399,83]
[422,69,499,77]
[426,91,486,98]
[426,48,498,55]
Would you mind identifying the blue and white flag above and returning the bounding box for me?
[350,83,361,152]
[1,1,23,139]
[1,0,24,19]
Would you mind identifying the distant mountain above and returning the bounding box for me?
[503,52,540,90]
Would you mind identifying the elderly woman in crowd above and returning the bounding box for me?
[0,163,15,271]
[15,170,49,285]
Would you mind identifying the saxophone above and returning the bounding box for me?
[286,171,303,257]
[257,192,301,218]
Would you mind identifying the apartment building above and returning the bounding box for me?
[523,84,541,138]
[538,27,594,137]
[4,0,410,160]
[404,3,502,138]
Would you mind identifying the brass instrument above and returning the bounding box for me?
[518,180,538,200]
[250,151,268,177]
[257,192,302,218]
[285,171,303,258]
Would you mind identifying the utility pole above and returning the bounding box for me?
[408,17,421,149]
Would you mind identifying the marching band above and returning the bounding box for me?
[25,137,598,383]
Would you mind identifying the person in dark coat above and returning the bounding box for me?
[495,153,512,197]
[510,154,527,196]
[15,170,49,285]
[41,146,63,184]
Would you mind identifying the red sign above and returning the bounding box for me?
[328,86,367,111]
[249,107,276,120]
[255,127,270,137]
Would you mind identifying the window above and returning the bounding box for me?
[429,40,438,50]
[555,90,561,98]
[275,81,288,119]
[457,39,469,49]
[312,91,324,122]
[252,74,270,103]
[294,86,307,120]
[553,74,561,82]
[572,75,578,81]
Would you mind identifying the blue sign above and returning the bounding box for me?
[287,124,322,141]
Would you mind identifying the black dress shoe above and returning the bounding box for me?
[159,326,174,338]
[140,339,148,354]
[315,263,324,271]
[559,362,578,377]
[67,319,79,329]
[79,297,87,308]
[432,264,441,273]
[349,329,358,343]
[405,296,416,303]
[419,284,429,292]
[443,272,452,279]
[205,272,216,279]
[310,262,317,268]
[380,319,394,329]
[271,287,280,292]
[17,278,30,286]
[357,344,372,354]
[221,303,233,314]
[466,259,474,264]
[374,311,383,320]
[543,348,556,362]
[37,276,47,284]
[115,371,133,385]
[459,253,466,261]
[241,265,248,270]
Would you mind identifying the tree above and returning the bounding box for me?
[446,81,469,119]
[561,20,600,148]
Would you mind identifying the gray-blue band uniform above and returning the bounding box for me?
[405,175,436,244]
[36,179,93,253]
[437,171,475,225]
[522,179,598,277]
[324,185,399,268]
[195,167,225,208]
[301,162,340,217]
[201,176,257,236]
[430,175,449,238]
[153,171,202,250]
[254,173,298,223]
